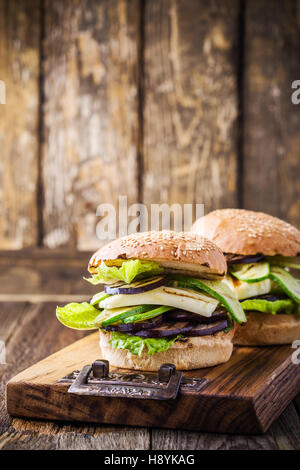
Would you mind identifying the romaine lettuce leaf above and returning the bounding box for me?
[84,259,163,285]
[56,302,101,330]
[241,297,297,315]
[109,331,180,356]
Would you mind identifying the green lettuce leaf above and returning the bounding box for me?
[56,302,102,330]
[241,297,297,315]
[84,259,163,285]
[109,331,181,356]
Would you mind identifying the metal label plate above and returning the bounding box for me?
[58,361,209,400]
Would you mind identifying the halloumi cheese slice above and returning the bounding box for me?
[222,275,272,300]
[100,286,219,317]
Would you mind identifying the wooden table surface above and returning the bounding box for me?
[0,251,299,450]
[0,300,299,450]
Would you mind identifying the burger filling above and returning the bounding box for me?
[225,254,300,317]
[57,259,245,356]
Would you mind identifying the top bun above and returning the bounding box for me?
[191,209,300,256]
[89,230,227,278]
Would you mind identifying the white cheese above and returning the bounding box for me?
[100,286,219,317]
[222,275,272,300]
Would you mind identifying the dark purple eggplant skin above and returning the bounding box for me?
[102,315,164,333]
[104,276,167,295]
[166,309,227,324]
[130,321,194,338]
[242,294,288,302]
[185,320,228,337]
[127,319,228,338]
[226,254,265,265]
[103,311,228,336]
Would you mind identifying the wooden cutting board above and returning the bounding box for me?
[6,332,300,434]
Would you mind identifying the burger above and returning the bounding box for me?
[56,230,245,370]
[191,209,300,345]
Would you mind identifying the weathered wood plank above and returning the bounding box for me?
[0,422,150,450]
[152,429,277,450]
[42,0,140,250]
[269,401,300,450]
[0,301,28,341]
[0,302,31,430]
[0,249,95,296]
[151,402,300,450]
[0,302,150,450]
[243,0,300,226]
[142,0,239,219]
[295,394,300,418]
[7,332,300,434]
[0,0,40,248]
[2,302,300,449]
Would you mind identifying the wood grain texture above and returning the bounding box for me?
[1,301,300,449]
[152,402,300,450]
[0,302,150,450]
[0,422,150,450]
[0,0,40,248]
[142,0,239,218]
[295,393,300,418]
[0,249,95,296]
[268,402,300,450]
[243,0,300,226]
[42,0,140,250]
[7,331,300,435]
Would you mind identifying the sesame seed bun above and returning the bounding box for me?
[191,209,300,256]
[234,312,300,345]
[99,328,235,371]
[89,230,227,278]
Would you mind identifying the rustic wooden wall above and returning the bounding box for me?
[0,0,299,252]
[142,0,239,211]
[243,0,300,226]
[42,0,140,250]
[0,0,40,249]
[243,0,300,227]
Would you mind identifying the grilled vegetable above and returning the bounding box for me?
[185,320,228,337]
[227,254,265,265]
[167,309,228,324]
[90,291,110,306]
[104,276,166,295]
[269,266,300,304]
[223,275,273,300]
[100,286,219,317]
[167,274,246,324]
[131,319,228,338]
[123,305,173,324]
[230,262,270,283]
[96,305,156,327]
[266,255,300,269]
[103,315,164,333]
[132,321,193,338]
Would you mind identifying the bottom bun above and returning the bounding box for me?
[99,329,234,371]
[234,312,300,346]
